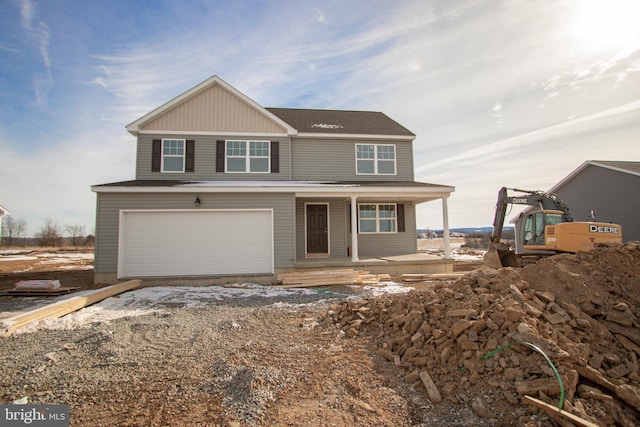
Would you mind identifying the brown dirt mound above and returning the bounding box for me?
[323,242,640,426]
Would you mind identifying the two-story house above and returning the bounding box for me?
[91,76,455,284]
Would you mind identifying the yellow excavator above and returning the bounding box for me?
[484,187,623,268]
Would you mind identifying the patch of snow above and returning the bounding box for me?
[361,281,414,296]
[8,281,417,334]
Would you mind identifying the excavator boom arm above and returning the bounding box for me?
[489,187,573,243]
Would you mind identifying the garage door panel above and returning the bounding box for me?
[119,210,273,278]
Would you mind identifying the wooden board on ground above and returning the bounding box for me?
[0,280,141,336]
[402,273,465,282]
[522,395,599,427]
[276,269,393,288]
[2,287,80,296]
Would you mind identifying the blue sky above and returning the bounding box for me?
[1,0,639,236]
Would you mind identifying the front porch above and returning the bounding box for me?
[289,253,454,277]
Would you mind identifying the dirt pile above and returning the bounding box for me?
[323,242,640,426]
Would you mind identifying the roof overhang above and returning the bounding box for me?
[0,205,9,216]
[91,181,454,204]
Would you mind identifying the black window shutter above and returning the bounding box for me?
[270,141,279,173]
[152,139,161,172]
[185,140,195,172]
[216,140,225,172]
[397,204,405,232]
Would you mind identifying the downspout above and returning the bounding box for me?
[442,196,451,258]
[350,195,359,262]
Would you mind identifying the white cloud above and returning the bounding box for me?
[18,0,34,30]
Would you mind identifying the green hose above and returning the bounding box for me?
[482,341,565,410]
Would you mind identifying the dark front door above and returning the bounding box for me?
[307,204,328,254]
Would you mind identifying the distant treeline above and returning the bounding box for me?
[0,236,95,248]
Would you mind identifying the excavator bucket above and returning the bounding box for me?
[483,242,520,268]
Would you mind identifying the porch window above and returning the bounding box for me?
[162,139,185,172]
[356,144,396,175]
[358,204,397,233]
[226,140,270,173]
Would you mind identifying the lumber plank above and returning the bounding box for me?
[402,273,465,282]
[0,280,141,336]
[3,287,79,296]
[522,395,600,427]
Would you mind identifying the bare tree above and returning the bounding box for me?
[65,223,87,247]
[1,216,27,246]
[35,218,64,247]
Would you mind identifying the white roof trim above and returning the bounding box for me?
[549,160,640,194]
[587,161,640,177]
[91,181,454,203]
[135,130,289,138]
[0,204,9,216]
[125,75,298,136]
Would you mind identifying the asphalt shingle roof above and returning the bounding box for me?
[266,108,415,137]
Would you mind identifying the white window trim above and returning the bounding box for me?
[225,140,271,173]
[355,143,396,175]
[161,138,186,173]
[358,203,397,234]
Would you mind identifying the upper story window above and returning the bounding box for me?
[162,139,185,173]
[152,139,194,173]
[226,140,270,173]
[356,144,396,175]
[359,204,397,233]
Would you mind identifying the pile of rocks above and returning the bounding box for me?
[323,242,640,425]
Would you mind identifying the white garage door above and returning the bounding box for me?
[118,210,273,278]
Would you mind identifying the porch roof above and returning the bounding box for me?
[91,180,454,204]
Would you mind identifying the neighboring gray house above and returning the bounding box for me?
[91,76,455,283]
[512,160,640,253]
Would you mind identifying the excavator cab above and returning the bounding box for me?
[522,210,564,247]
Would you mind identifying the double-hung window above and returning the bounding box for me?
[356,144,396,175]
[226,140,270,173]
[358,204,397,233]
[162,139,185,173]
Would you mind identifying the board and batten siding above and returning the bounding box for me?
[291,138,415,181]
[136,135,291,181]
[139,83,287,134]
[94,192,295,274]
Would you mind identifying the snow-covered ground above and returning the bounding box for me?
[0,250,94,271]
[1,281,415,334]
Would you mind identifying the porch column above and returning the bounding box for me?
[350,195,359,262]
[442,196,451,258]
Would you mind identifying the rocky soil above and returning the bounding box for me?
[325,242,640,426]
[1,243,639,426]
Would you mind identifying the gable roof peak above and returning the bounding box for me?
[125,75,297,136]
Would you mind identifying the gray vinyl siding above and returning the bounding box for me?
[94,192,295,274]
[356,201,418,257]
[294,199,416,260]
[291,138,415,181]
[136,135,292,181]
[553,165,640,242]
